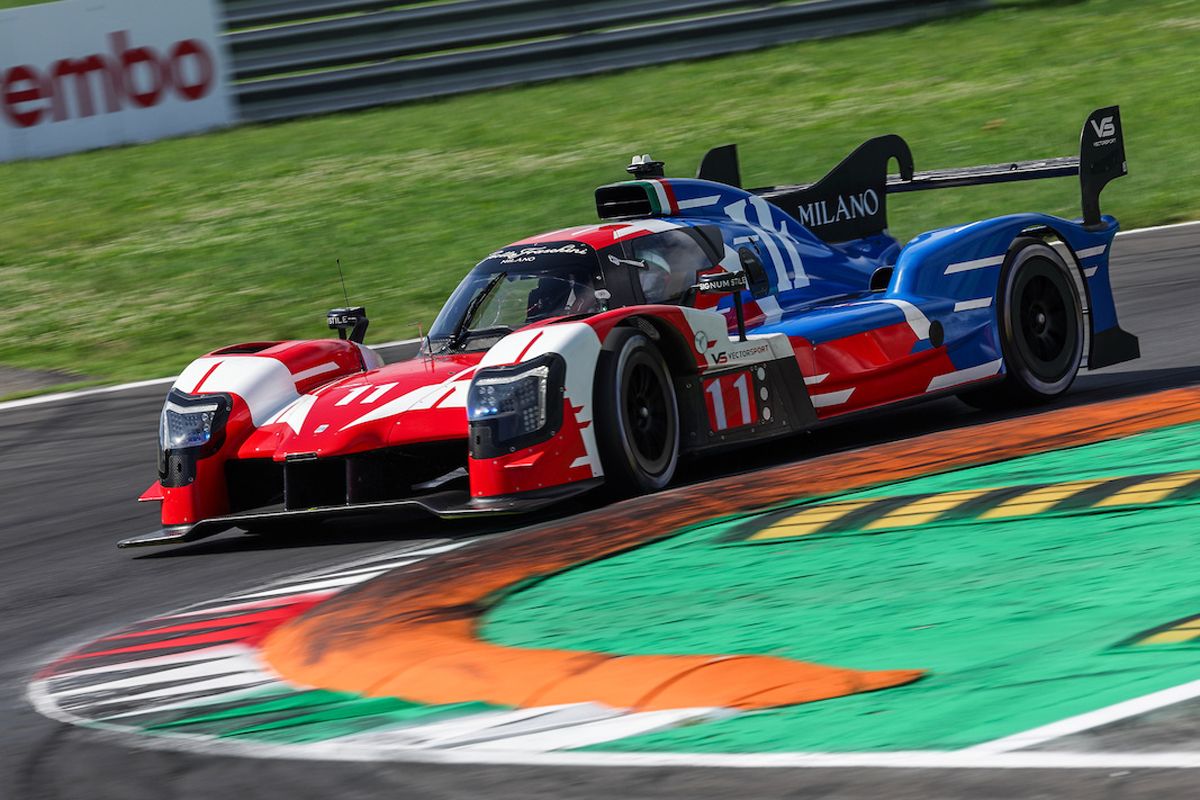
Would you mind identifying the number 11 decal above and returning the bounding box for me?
[704,371,757,431]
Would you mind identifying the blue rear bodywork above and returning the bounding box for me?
[618,175,1130,384]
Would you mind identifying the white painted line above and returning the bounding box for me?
[810,388,855,408]
[0,338,421,413]
[221,573,387,601]
[0,377,176,411]
[99,683,285,721]
[1115,220,1200,237]
[52,654,262,698]
[300,558,421,582]
[463,707,727,752]
[944,254,1004,275]
[352,707,589,748]
[44,645,247,680]
[85,672,271,708]
[954,297,992,312]
[926,358,1003,392]
[964,677,1200,755]
[431,704,624,749]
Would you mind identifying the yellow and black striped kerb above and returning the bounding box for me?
[734,470,1200,543]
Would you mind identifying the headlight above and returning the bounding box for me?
[160,399,221,450]
[157,390,231,454]
[157,390,233,487]
[467,354,565,455]
[469,366,549,439]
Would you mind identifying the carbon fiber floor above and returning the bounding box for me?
[3,224,1199,799]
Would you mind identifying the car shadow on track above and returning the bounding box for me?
[136,365,1200,559]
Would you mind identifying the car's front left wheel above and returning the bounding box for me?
[593,328,680,493]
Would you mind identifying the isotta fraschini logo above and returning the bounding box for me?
[2,32,216,128]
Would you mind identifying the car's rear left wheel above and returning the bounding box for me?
[959,238,1084,409]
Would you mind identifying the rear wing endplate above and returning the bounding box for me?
[698,107,1127,242]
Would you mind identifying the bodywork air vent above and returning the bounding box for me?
[596,183,655,219]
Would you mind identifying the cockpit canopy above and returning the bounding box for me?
[427,229,722,351]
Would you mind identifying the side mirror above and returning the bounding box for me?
[738,247,771,299]
[328,306,369,344]
[693,271,749,342]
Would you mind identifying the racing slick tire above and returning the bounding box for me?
[594,328,680,494]
[959,237,1085,409]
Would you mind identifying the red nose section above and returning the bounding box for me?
[238,353,484,460]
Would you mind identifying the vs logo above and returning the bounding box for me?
[1091,116,1116,139]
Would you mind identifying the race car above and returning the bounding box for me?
[123,107,1139,547]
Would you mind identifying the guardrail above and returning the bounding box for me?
[226,0,987,123]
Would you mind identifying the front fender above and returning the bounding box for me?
[469,324,605,498]
[156,339,375,525]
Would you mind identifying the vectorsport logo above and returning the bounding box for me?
[1,31,216,129]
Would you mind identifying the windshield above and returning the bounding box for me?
[428,242,605,350]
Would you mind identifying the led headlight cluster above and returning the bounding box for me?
[157,390,233,486]
[159,399,221,450]
[467,354,566,455]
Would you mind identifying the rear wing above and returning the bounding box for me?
[698,107,1128,242]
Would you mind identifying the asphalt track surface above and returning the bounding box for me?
[3,223,1200,799]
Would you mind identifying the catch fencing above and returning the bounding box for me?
[221,0,988,123]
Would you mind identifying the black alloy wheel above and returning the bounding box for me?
[960,237,1084,409]
[594,328,680,492]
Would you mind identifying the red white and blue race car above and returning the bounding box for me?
[125,108,1139,547]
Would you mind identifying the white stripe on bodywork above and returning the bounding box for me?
[173,357,300,426]
[945,254,1004,275]
[804,374,829,386]
[267,394,317,434]
[291,361,340,382]
[879,299,931,340]
[926,358,1003,392]
[677,195,721,210]
[648,180,672,213]
[954,297,993,312]
[1084,266,1099,278]
[610,218,679,240]
[755,295,784,325]
[810,388,855,408]
[1076,245,1108,259]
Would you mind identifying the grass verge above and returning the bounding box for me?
[0,0,1197,385]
